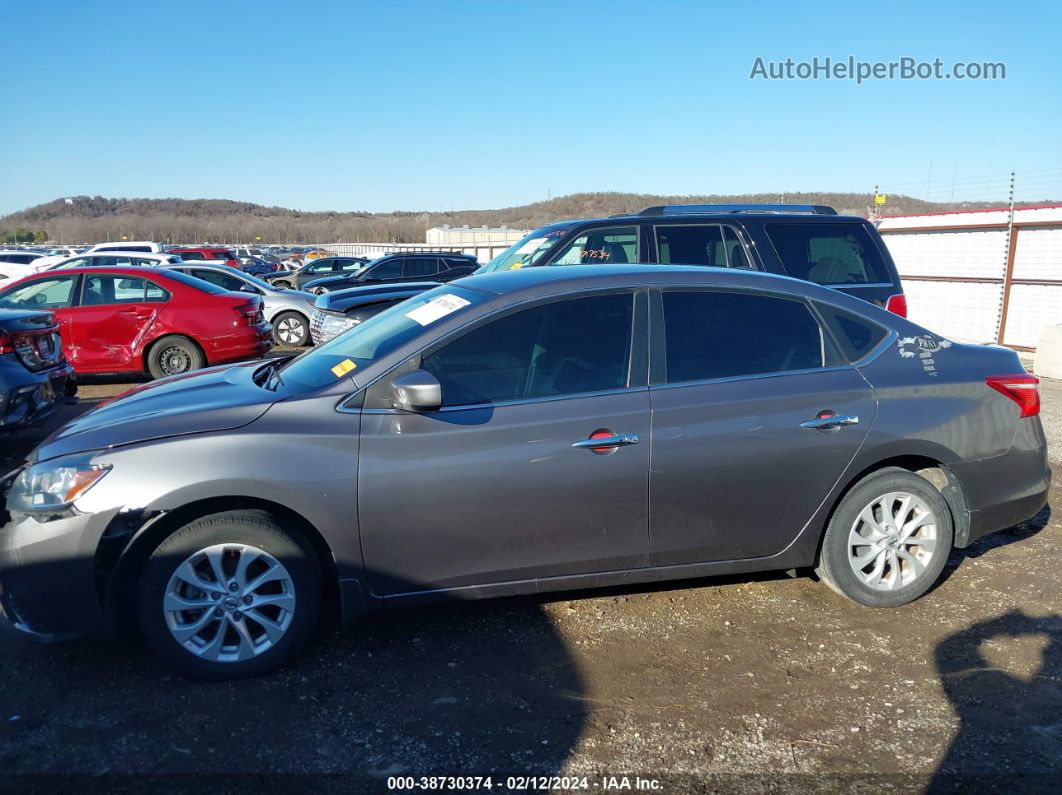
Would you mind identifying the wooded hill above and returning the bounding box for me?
[1,192,1048,244]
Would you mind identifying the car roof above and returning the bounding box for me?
[457,264,905,326]
[27,265,177,277]
[538,212,869,229]
[459,263,820,298]
[77,250,170,258]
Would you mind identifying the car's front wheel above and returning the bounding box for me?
[816,467,953,607]
[272,311,309,347]
[137,510,321,678]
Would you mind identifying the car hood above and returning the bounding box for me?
[315,282,438,312]
[32,360,276,463]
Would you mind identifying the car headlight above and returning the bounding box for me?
[320,313,360,338]
[6,455,111,513]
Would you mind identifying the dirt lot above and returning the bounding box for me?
[0,370,1059,792]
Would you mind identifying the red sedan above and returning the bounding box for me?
[0,267,273,379]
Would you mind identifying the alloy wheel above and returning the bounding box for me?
[275,315,306,345]
[163,543,297,663]
[847,491,938,591]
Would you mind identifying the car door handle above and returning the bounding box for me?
[801,414,859,430]
[572,434,640,450]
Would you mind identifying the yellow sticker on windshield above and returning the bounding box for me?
[331,359,357,377]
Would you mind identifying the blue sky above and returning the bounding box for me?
[2,0,1060,215]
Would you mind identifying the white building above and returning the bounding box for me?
[426,225,528,246]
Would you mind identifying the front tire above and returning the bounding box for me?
[272,311,309,347]
[137,510,321,679]
[146,335,203,379]
[816,468,953,607]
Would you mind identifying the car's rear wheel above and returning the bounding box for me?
[137,510,321,679]
[273,311,309,347]
[816,468,953,607]
[146,335,203,379]
[273,280,293,290]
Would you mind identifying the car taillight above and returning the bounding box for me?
[885,294,907,317]
[0,331,12,355]
[232,302,259,325]
[986,374,1040,418]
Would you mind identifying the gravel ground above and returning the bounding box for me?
[0,368,1059,792]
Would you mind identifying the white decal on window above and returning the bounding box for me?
[405,294,471,326]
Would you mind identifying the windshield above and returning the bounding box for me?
[478,227,572,272]
[274,284,486,391]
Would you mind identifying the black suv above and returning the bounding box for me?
[0,309,76,431]
[302,252,479,295]
[479,204,906,315]
[266,256,370,291]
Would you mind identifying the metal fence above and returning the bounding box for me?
[878,206,1062,350]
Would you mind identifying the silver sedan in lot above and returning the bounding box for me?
[0,266,1049,678]
[162,264,318,347]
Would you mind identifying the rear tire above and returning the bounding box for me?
[137,510,321,679]
[816,467,953,607]
[146,335,203,379]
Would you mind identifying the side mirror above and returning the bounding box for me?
[239,284,257,293]
[390,370,442,412]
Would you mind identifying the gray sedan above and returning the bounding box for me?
[162,264,318,347]
[0,266,1049,678]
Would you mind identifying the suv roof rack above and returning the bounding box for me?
[383,249,471,256]
[638,204,838,216]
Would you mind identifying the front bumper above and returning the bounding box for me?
[0,359,76,432]
[0,504,117,642]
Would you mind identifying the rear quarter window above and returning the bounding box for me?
[766,223,889,286]
[815,303,890,361]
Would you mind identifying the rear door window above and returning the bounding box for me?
[179,251,204,260]
[654,224,751,268]
[660,290,826,383]
[404,258,441,278]
[766,223,888,285]
[550,226,638,265]
[83,275,158,305]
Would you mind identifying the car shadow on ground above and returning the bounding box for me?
[934,505,1053,592]
[929,610,1062,792]
[0,576,587,784]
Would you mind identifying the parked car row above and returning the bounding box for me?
[0,266,272,380]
